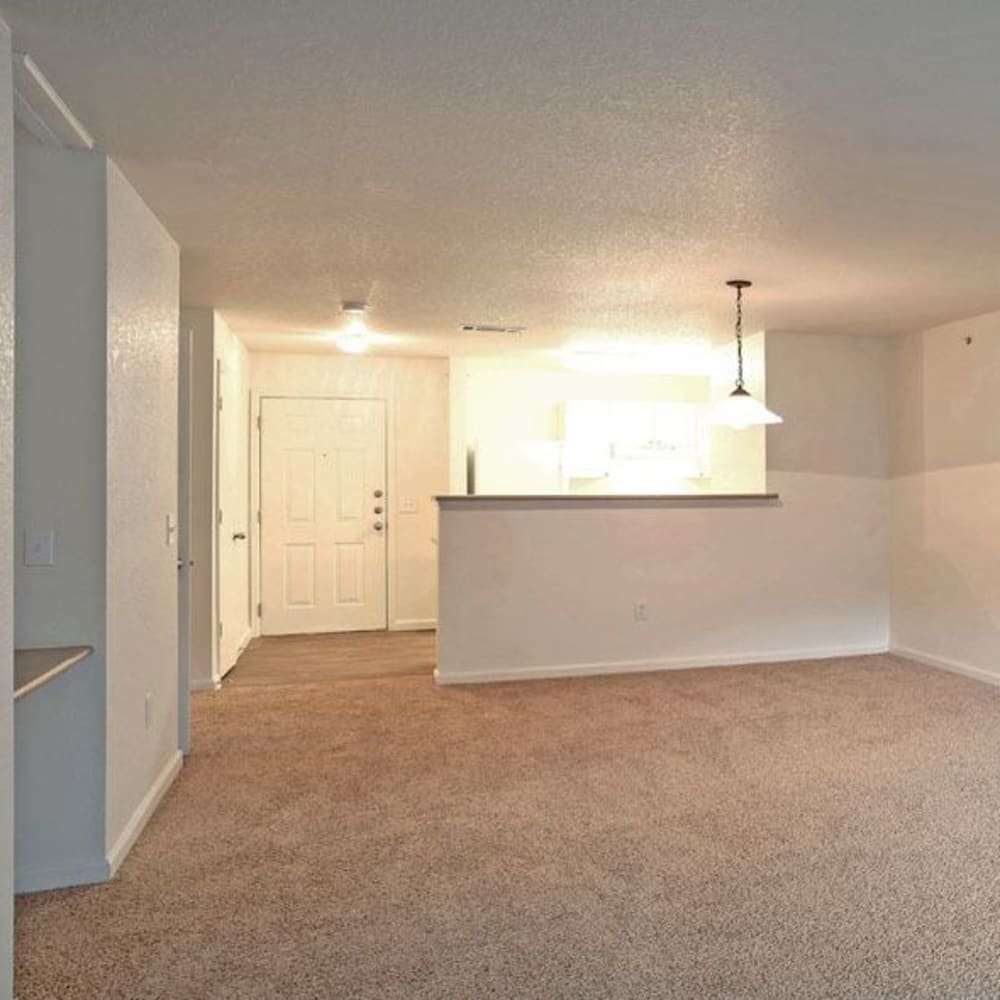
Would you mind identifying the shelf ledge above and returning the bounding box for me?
[14,646,94,701]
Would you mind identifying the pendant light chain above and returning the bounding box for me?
[734,283,745,390]
[712,278,782,427]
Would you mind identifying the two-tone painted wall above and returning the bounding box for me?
[890,313,1000,682]
[436,333,891,682]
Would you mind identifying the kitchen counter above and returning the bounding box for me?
[436,493,779,508]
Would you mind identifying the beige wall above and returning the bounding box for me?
[437,333,890,682]
[767,333,889,479]
[890,312,1000,681]
[249,353,448,629]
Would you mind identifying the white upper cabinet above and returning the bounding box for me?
[561,399,710,483]
[560,400,611,478]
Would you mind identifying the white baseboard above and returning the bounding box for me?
[890,645,1000,688]
[390,619,437,632]
[190,676,220,692]
[434,643,890,685]
[15,856,110,895]
[106,750,183,877]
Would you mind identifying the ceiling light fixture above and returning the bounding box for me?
[709,280,782,429]
[336,301,371,354]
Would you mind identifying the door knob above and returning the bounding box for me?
[373,522,384,531]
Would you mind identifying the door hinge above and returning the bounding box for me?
[217,508,223,525]
[256,414,262,430]
[256,509,261,524]
[217,621,223,638]
[257,602,262,618]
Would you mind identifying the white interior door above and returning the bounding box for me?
[260,397,387,635]
[217,357,251,674]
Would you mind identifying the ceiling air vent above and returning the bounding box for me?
[459,323,525,335]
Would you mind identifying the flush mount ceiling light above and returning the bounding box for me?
[709,280,782,430]
[336,301,370,354]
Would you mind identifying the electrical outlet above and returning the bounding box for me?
[145,693,154,730]
[633,602,648,623]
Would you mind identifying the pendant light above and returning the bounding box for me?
[709,279,782,429]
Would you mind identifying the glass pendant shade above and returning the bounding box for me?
[709,386,783,429]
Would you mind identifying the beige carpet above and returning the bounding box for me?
[15,654,1000,999]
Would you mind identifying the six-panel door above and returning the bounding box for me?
[260,397,387,634]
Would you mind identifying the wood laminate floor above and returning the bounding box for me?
[226,629,436,687]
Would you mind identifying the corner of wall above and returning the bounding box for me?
[888,314,1000,680]
[0,15,15,999]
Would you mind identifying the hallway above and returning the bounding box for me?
[226,630,436,687]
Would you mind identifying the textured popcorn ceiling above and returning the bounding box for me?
[5,0,1000,355]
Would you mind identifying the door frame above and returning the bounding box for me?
[213,358,221,676]
[254,394,390,637]
[176,325,195,752]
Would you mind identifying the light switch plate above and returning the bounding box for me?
[399,497,418,514]
[24,530,55,566]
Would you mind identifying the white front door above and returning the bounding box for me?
[260,397,387,635]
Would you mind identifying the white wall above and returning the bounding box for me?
[437,333,890,682]
[104,162,181,864]
[250,353,448,629]
[889,312,1000,682]
[0,18,15,998]
[13,142,108,888]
